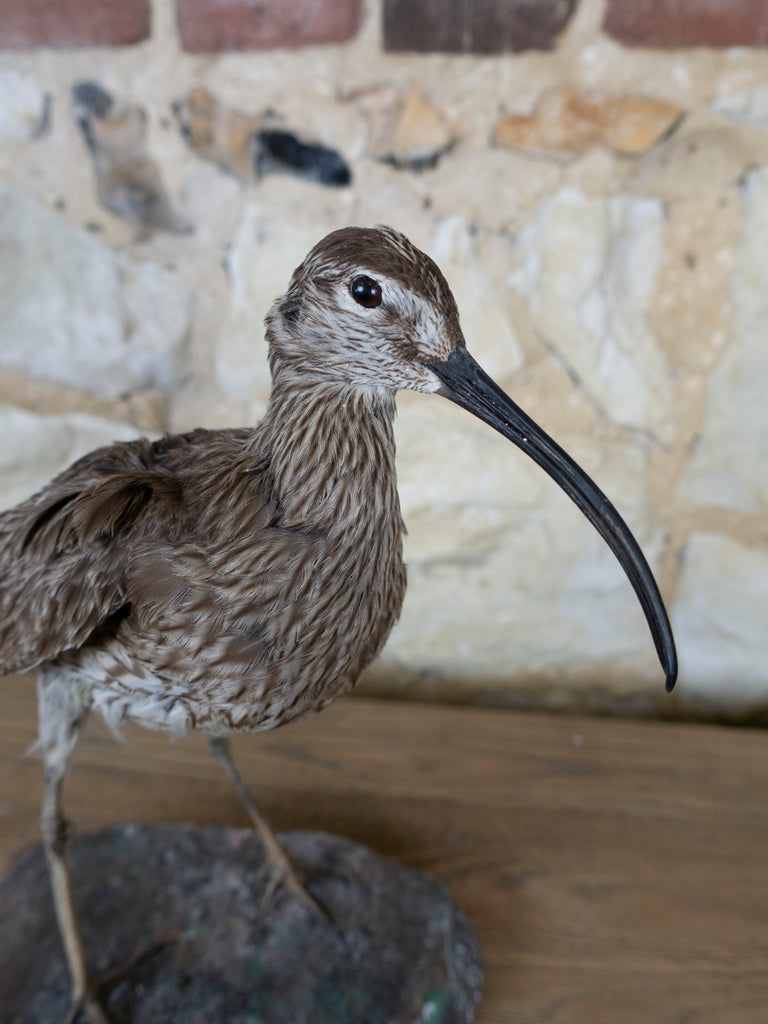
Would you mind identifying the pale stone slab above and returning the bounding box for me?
[423,148,563,232]
[363,88,456,169]
[629,125,758,204]
[382,398,662,686]
[0,180,191,401]
[672,532,768,712]
[0,405,140,512]
[429,216,524,380]
[0,70,47,143]
[509,187,673,442]
[677,164,768,513]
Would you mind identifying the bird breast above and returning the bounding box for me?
[67,388,408,737]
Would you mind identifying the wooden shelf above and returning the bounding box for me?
[2,673,768,1023]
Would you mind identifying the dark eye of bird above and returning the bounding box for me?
[350,275,382,309]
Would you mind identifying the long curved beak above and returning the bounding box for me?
[428,346,678,692]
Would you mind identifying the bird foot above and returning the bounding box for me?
[63,989,114,1024]
[62,942,169,1024]
[258,843,338,932]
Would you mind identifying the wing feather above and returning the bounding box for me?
[0,424,339,707]
[0,437,184,674]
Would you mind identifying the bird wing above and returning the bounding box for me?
[0,427,305,686]
[0,435,190,676]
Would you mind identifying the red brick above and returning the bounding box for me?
[0,0,150,49]
[383,0,579,54]
[176,0,363,52]
[604,0,768,48]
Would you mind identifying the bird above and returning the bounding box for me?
[0,226,677,1024]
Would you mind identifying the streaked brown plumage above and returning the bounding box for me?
[1,226,676,1023]
[1,412,403,736]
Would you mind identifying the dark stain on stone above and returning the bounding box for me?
[253,130,352,187]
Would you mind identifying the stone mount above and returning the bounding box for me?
[0,824,483,1024]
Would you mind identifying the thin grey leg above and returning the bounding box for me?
[207,734,325,917]
[37,668,111,1024]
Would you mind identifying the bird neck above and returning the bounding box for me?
[257,380,401,530]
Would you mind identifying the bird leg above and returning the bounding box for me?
[37,669,112,1024]
[206,735,327,920]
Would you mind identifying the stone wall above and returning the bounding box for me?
[1,0,767,721]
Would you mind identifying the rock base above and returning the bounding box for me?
[0,824,482,1024]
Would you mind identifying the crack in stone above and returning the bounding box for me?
[534,327,660,448]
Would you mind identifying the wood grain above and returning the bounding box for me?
[2,673,768,1024]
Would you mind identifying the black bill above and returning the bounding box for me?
[428,345,678,692]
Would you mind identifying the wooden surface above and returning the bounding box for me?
[2,672,768,1024]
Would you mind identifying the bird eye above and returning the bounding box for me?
[350,275,382,309]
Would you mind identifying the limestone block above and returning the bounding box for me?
[629,127,755,205]
[391,90,452,166]
[383,0,579,54]
[672,532,768,711]
[493,87,684,158]
[629,127,743,375]
[73,81,191,235]
[0,405,140,512]
[361,88,456,170]
[509,187,673,442]
[0,181,191,401]
[215,195,337,407]
[645,193,737,375]
[677,164,768,513]
[712,84,768,126]
[177,0,363,52]
[176,162,243,248]
[382,396,661,686]
[0,71,48,144]
[564,148,628,199]
[0,0,149,48]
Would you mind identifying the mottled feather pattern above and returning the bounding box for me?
[0,227,469,738]
[0,390,405,734]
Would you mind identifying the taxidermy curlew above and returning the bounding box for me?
[0,226,677,1023]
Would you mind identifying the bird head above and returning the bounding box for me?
[266,225,678,692]
[266,225,466,393]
